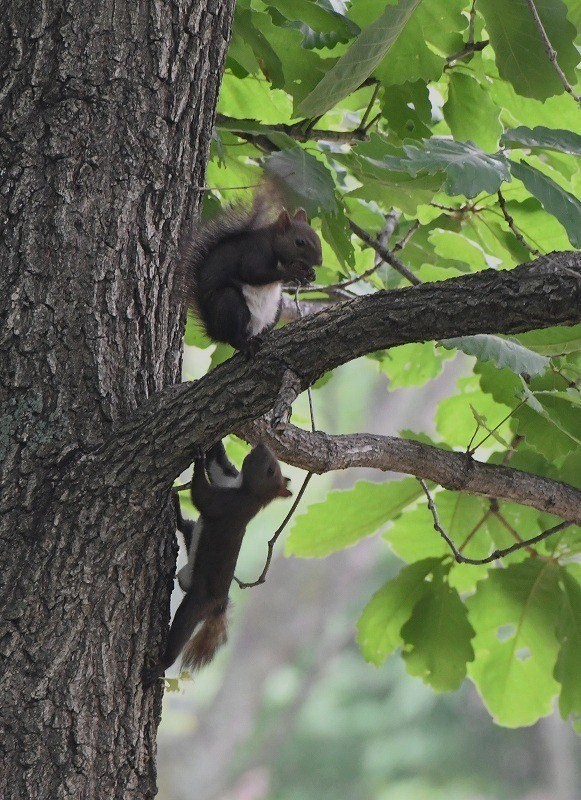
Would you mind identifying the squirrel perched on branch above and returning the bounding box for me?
[178,192,322,352]
[146,442,291,680]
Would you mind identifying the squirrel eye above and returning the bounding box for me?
[267,465,275,477]
[295,237,306,247]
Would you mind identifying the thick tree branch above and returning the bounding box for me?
[91,252,581,493]
[238,419,581,525]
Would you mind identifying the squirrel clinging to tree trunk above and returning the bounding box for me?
[145,442,292,682]
[178,192,322,352]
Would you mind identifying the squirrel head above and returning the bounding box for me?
[271,209,322,272]
[241,443,292,503]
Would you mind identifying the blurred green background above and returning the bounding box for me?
[156,348,580,800]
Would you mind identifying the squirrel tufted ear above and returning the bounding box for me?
[276,208,292,232]
[293,208,308,223]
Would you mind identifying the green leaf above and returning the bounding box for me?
[217,73,292,123]
[535,389,581,409]
[469,405,509,448]
[252,10,328,105]
[343,136,508,205]
[286,478,423,558]
[209,343,235,370]
[266,0,360,49]
[297,0,423,118]
[265,146,338,216]
[400,139,510,198]
[374,0,467,86]
[357,558,439,666]
[429,229,489,272]
[230,6,284,84]
[443,72,502,152]
[499,197,571,254]
[385,492,490,582]
[555,566,581,729]
[519,380,581,448]
[478,0,579,100]
[467,560,562,727]
[321,209,356,268]
[510,160,581,247]
[501,126,581,156]
[380,80,432,140]
[346,168,444,216]
[376,342,454,388]
[441,335,550,377]
[436,376,513,449]
[401,575,475,692]
[163,677,182,692]
[184,314,213,349]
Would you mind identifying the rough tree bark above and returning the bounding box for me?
[0,1,236,798]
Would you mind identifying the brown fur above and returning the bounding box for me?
[181,603,229,671]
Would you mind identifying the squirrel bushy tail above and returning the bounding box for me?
[181,600,229,671]
[177,188,275,310]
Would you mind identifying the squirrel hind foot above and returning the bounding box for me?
[240,334,263,358]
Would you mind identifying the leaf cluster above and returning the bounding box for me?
[183,0,581,730]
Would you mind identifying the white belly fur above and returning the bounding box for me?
[242,282,282,337]
[208,459,243,488]
[177,518,203,592]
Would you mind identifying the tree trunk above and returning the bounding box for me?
[0,1,235,797]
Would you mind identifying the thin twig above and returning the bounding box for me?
[501,434,525,466]
[359,83,380,130]
[468,0,477,43]
[192,181,264,193]
[286,283,357,300]
[294,218,420,295]
[458,508,493,553]
[523,0,580,102]
[418,479,465,557]
[215,115,373,144]
[444,2,488,69]
[466,423,480,455]
[550,363,578,388]
[469,400,527,454]
[362,112,382,133]
[445,39,489,66]
[349,220,422,285]
[429,201,483,217]
[497,191,541,256]
[234,473,313,588]
[393,220,420,253]
[491,507,537,556]
[419,479,573,564]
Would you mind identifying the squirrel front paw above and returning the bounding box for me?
[241,335,263,358]
[283,261,316,285]
[193,445,206,465]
